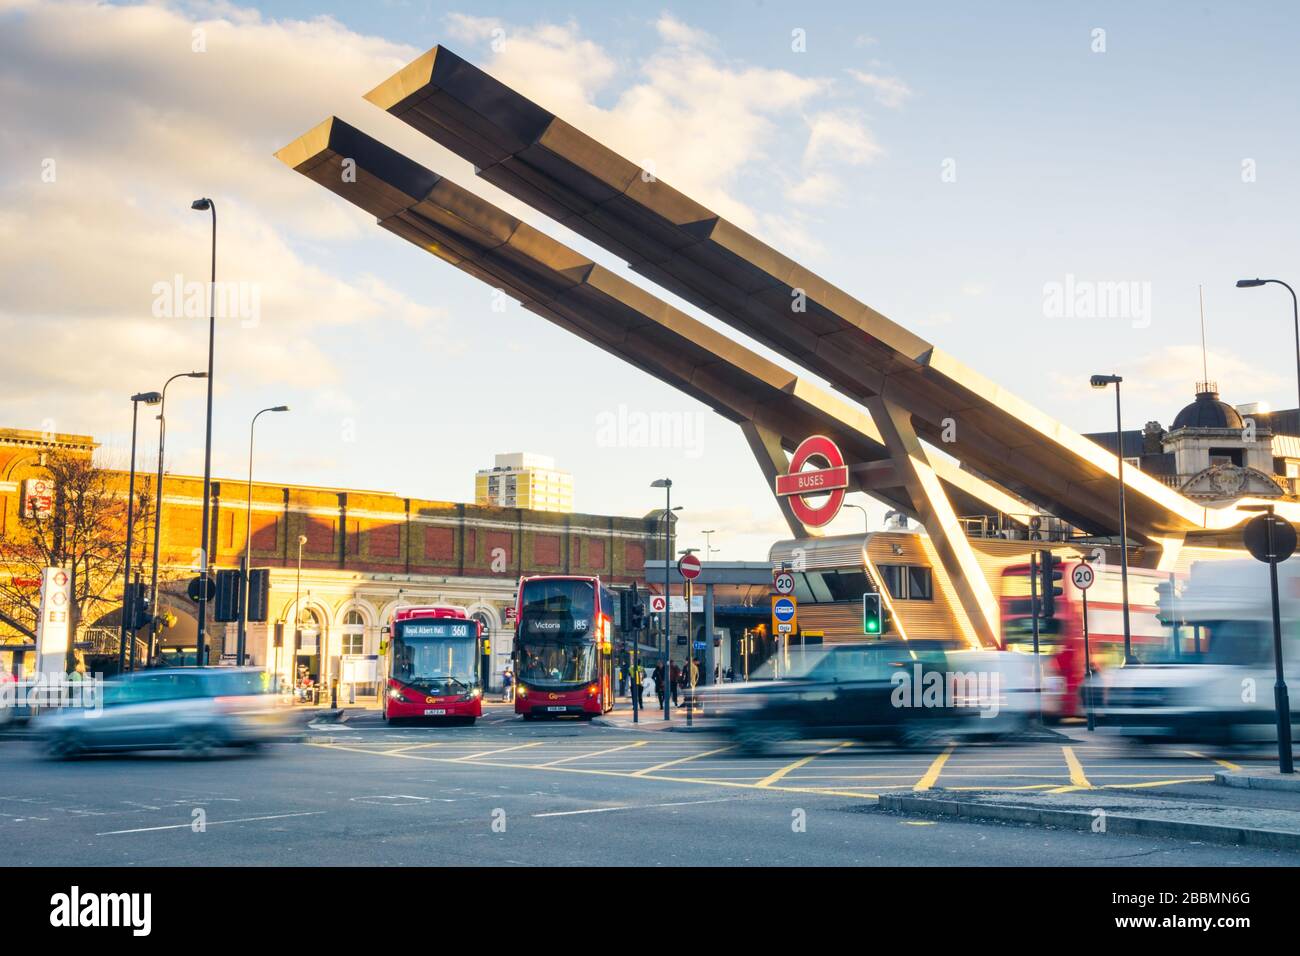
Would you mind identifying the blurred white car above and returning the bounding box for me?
[36,667,290,758]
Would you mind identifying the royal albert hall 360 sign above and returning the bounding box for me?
[774,435,849,528]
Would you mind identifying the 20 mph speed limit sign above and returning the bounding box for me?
[1071,563,1095,591]
[773,571,795,595]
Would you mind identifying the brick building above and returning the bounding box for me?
[0,427,666,689]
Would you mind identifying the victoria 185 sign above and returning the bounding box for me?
[774,435,849,528]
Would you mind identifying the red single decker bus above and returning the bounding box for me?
[1001,560,1171,718]
[383,605,483,723]
[513,575,616,719]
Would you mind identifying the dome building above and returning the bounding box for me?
[1086,382,1292,502]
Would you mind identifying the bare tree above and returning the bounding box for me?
[0,453,152,658]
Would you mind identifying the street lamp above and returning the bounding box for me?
[651,479,675,721]
[191,196,216,666]
[120,391,162,674]
[148,371,206,668]
[842,502,870,535]
[237,405,290,667]
[1236,278,1300,414]
[702,529,719,558]
[1091,373,1135,664]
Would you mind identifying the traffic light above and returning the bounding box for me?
[133,589,152,631]
[213,568,242,623]
[1039,550,1063,620]
[1154,576,1180,626]
[620,585,637,631]
[122,582,150,631]
[246,568,271,622]
[863,591,883,635]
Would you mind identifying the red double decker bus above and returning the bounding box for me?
[383,605,483,724]
[512,575,616,719]
[1001,560,1172,718]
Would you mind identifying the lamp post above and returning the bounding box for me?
[842,502,870,536]
[190,197,216,666]
[1090,374,1135,664]
[650,479,675,720]
[119,391,163,674]
[1236,279,1300,414]
[291,534,307,694]
[702,529,719,559]
[237,405,289,667]
[148,371,206,667]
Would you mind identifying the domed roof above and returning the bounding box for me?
[1172,384,1243,430]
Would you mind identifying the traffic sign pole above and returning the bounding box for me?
[1243,510,1296,774]
[1073,563,1096,732]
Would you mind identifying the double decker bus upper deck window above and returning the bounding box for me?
[516,579,598,686]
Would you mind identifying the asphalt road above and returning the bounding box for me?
[1,709,1296,866]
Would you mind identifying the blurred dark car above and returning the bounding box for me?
[707,642,964,753]
[36,667,290,759]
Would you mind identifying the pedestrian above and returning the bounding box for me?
[651,661,664,707]
[670,661,681,707]
[502,665,514,703]
[632,662,645,708]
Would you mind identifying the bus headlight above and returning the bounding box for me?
[388,687,407,703]
[587,683,600,696]
[517,685,528,698]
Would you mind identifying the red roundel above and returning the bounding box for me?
[774,435,849,528]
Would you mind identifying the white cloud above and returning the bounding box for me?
[0,0,449,439]
[848,69,914,109]
[785,170,841,206]
[444,14,831,230]
[803,111,882,168]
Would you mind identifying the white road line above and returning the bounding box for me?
[532,798,731,818]
[97,811,325,836]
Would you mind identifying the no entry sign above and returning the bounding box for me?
[677,553,702,580]
[775,435,849,528]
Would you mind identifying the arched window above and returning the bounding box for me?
[342,609,366,656]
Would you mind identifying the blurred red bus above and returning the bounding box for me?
[383,605,483,723]
[1001,560,1172,718]
[512,575,616,719]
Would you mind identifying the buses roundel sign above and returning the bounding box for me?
[774,435,849,528]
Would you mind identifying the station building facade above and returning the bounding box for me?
[0,427,664,688]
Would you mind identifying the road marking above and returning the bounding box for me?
[913,745,956,791]
[1061,746,1092,789]
[1186,750,1242,772]
[453,742,544,761]
[536,740,648,767]
[755,741,852,788]
[386,742,442,754]
[1104,777,1215,789]
[533,798,730,818]
[632,744,737,776]
[312,741,880,799]
[97,811,324,836]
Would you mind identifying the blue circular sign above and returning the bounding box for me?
[773,597,796,622]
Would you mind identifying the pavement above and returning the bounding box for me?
[4,702,1300,865]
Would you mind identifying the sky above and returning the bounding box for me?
[2,0,1298,560]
